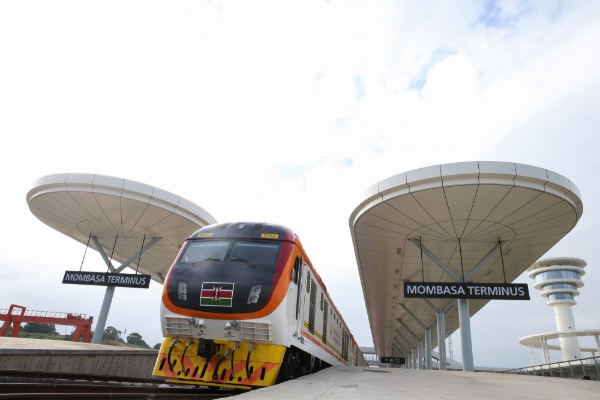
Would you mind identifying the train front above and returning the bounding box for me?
[153,222,295,389]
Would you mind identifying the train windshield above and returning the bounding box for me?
[181,241,230,263]
[169,238,285,313]
[227,242,280,266]
[180,240,281,266]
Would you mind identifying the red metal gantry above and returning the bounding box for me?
[0,304,93,342]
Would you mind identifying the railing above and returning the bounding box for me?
[432,363,509,373]
[504,356,600,380]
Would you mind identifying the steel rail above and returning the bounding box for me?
[0,370,162,384]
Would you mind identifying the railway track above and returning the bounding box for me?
[0,370,239,399]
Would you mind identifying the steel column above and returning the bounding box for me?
[90,236,115,272]
[92,286,115,344]
[413,349,417,369]
[458,299,474,372]
[115,237,162,273]
[464,241,508,281]
[90,236,161,344]
[529,345,537,366]
[408,239,461,282]
[411,240,507,374]
[417,339,423,369]
[425,329,432,369]
[436,311,446,370]
[541,336,550,364]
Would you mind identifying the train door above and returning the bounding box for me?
[296,261,309,337]
[294,259,306,336]
[288,256,301,339]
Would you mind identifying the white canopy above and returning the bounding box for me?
[349,161,583,357]
[27,173,217,283]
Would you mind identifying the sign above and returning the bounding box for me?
[380,357,405,364]
[404,282,529,300]
[200,282,234,306]
[62,271,151,288]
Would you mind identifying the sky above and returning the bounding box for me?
[1,0,599,368]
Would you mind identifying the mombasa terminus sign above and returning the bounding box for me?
[62,271,151,289]
[404,282,530,300]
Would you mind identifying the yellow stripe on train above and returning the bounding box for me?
[153,337,287,389]
[302,320,344,359]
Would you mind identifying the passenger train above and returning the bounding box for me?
[153,222,367,389]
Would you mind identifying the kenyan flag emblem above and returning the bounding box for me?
[200,282,234,307]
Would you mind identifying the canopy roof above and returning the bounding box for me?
[27,173,217,282]
[349,161,583,357]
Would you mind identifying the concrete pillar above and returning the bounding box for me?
[554,303,581,360]
[91,286,115,344]
[436,311,446,370]
[595,334,600,355]
[425,329,432,370]
[458,299,474,372]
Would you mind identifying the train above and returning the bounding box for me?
[152,222,367,389]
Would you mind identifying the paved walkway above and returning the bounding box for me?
[235,366,598,399]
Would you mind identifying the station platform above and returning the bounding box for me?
[0,337,158,381]
[236,366,599,399]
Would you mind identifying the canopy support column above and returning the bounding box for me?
[418,339,424,369]
[425,328,432,370]
[90,236,161,344]
[458,299,474,372]
[436,311,447,370]
[409,239,506,373]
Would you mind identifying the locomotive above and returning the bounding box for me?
[152,222,367,389]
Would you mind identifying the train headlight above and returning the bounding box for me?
[247,284,262,304]
[178,281,188,300]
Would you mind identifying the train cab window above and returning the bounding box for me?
[181,241,231,264]
[227,242,281,266]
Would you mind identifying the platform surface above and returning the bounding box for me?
[235,366,598,399]
[0,337,158,379]
[0,337,157,354]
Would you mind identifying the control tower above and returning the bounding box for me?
[527,257,586,361]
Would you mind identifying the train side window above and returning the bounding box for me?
[306,270,310,292]
[320,292,323,311]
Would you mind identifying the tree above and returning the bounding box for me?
[153,343,162,350]
[103,326,124,342]
[126,332,149,348]
[21,323,57,334]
